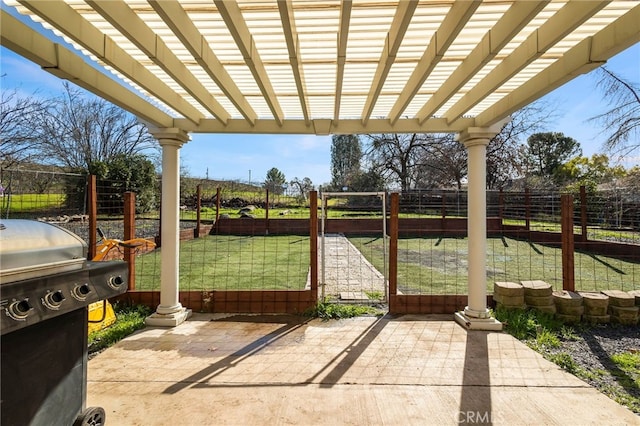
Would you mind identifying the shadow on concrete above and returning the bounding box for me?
[163,315,310,394]
[459,331,493,425]
[316,315,388,387]
[162,314,391,394]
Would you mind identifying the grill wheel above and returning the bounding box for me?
[74,406,106,426]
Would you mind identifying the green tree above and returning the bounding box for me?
[349,169,386,192]
[558,154,626,193]
[89,154,157,213]
[525,132,581,185]
[264,167,286,195]
[330,135,361,190]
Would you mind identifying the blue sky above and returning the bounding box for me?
[1,7,638,186]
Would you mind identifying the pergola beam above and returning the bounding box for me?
[444,1,609,125]
[361,0,418,126]
[278,0,310,125]
[150,0,257,126]
[86,0,230,125]
[389,0,480,126]
[0,10,173,128]
[174,117,476,135]
[476,4,640,127]
[16,0,204,125]
[214,0,285,126]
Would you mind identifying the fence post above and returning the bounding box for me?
[265,188,270,235]
[580,185,588,242]
[124,192,136,291]
[87,175,97,260]
[441,189,446,232]
[215,187,221,232]
[498,188,504,229]
[195,184,202,238]
[309,190,318,302]
[525,188,531,231]
[561,194,575,292]
[389,192,399,304]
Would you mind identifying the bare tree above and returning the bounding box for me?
[589,67,640,156]
[289,177,314,201]
[486,102,556,189]
[0,88,50,170]
[365,101,556,191]
[414,134,467,189]
[34,83,157,170]
[364,133,442,191]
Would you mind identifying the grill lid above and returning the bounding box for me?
[0,219,88,284]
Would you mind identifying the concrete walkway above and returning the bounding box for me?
[87,314,638,425]
[312,233,386,301]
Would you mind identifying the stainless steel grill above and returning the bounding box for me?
[0,219,129,425]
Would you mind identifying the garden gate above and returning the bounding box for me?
[320,192,388,304]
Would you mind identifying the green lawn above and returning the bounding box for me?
[135,234,310,291]
[133,234,638,294]
[1,193,65,212]
[348,236,640,295]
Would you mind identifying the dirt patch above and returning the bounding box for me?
[59,219,194,242]
[398,248,504,277]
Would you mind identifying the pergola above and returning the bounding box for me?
[2,1,638,329]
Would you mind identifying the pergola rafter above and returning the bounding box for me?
[278,0,311,125]
[360,0,418,126]
[389,0,480,126]
[409,1,549,125]
[150,0,258,125]
[213,0,285,126]
[443,1,610,125]
[333,0,352,124]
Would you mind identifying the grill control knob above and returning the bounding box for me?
[72,283,92,301]
[7,299,33,320]
[108,275,125,290]
[42,290,66,310]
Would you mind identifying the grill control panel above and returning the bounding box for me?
[1,261,128,335]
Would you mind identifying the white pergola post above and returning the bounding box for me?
[455,126,504,331]
[145,127,192,327]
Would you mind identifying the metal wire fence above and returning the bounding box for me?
[1,169,637,300]
[393,188,639,295]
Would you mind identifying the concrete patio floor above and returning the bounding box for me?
[87,313,638,425]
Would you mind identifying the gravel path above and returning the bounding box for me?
[314,233,387,301]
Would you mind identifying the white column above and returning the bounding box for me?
[145,128,192,327]
[455,126,503,331]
